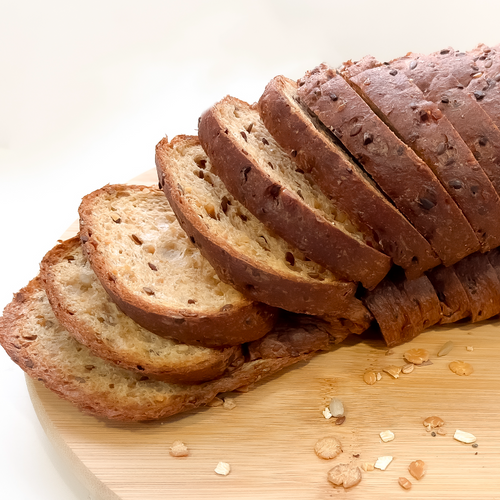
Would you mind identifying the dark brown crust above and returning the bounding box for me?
[344,60,500,252]
[323,299,373,338]
[426,265,471,324]
[389,54,500,196]
[40,236,244,384]
[365,273,442,347]
[78,184,278,348]
[386,48,478,96]
[363,279,415,347]
[453,252,500,323]
[487,248,500,282]
[198,96,390,289]
[155,136,359,317]
[247,313,330,360]
[258,75,438,278]
[397,274,442,332]
[296,64,476,267]
[0,278,327,422]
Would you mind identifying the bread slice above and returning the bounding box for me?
[388,51,500,196]
[40,236,244,384]
[258,75,441,277]
[342,58,500,252]
[198,96,391,289]
[156,135,364,318]
[296,64,478,267]
[0,277,329,422]
[78,184,278,348]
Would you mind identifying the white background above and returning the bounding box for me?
[0,1,499,498]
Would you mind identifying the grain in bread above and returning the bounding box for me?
[156,135,363,318]
[40,235,243,384]
[79,184,278,347]
[0,278,329,422]
[198,95,391,289]
[296,64,477,267]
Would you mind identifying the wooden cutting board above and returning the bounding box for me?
[27,170,500,499]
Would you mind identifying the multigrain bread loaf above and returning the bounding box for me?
[4,42,500,424]
[79,184,277,347]
[258,75,440,277]
[0,277,329,421]
[296,64,478,267]
[40,236,243,384]
[197,96,391,289]
[156,135,367,318]
[341,58,500,252]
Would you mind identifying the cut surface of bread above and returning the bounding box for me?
[258,75,440,278]
[40,236,243,384]
[79,184,278,347]
[156,135,363,317]
[0,278,329,422]
[198,95,391,289]
[342,58,500,252]
[296,64,477,267]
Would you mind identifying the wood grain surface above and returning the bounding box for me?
[26,169,500,499]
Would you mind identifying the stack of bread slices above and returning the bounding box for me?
[2,42,500,422]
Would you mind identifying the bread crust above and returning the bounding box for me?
[426,265,471,324]
[198,96,390,289]
[0,278,329,422]
[40,236,244,384]
[363,279,413,347]
[296,64,476,267]
[365,273,442,347]
[343,60,500,252]
[389,53,500,197]
[79,184,278,348]
[453,252,500,322]
[156,135,360,317]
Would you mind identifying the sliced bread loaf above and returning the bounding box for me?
[40,236,243,384]
[78,184,278,348]
[197,96,391,289]
[295,64,478,267]
[258,75,441,277]
[156,135,364,318]
[342,59,500,252]
[0,277,329,422]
